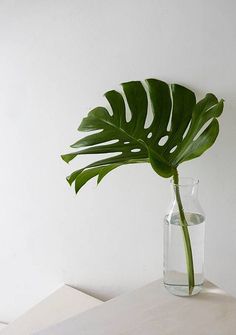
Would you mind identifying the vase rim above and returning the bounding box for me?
[171,177,199,187]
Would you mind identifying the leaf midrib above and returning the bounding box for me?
[91,113,147,151]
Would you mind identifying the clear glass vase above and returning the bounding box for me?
[164,177,205,296]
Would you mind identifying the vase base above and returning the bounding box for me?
[164,282,203,297]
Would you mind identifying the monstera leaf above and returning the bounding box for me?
[62,79,223,193]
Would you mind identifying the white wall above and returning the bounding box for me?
[0,0,235,322]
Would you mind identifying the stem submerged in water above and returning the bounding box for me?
[173,169,195,295]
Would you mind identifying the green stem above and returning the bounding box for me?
[173,169,195,295]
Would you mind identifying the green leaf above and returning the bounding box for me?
[75,167,101,193]
[97,164,122,184]
[62,79,224,193]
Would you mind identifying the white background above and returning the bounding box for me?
[0,0,235,322]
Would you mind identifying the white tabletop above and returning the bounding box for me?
[0,324,7,332]
[0,285,102,335]
[35,279,236,335]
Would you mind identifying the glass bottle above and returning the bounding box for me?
[164,177,205,296]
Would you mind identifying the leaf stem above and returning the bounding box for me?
[173,169,195,295]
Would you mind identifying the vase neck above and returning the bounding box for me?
[171,177,199,199]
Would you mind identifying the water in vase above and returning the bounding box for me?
[164,212,205,296]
